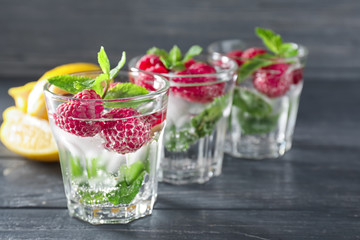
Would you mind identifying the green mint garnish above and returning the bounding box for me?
[48,75,94,94]
[70,155,83,178]
[147,45,203,71]
[255,27,298,57]
[237,57,274,83]
[48,46,126,98]
[191,94,229,137]
[107,171,145,205]
[233,88,272,117]
[232,88,279,135]
[104,83,149,99]
[103,83,150,108]
[183,45,203,62]
[98,46,111,76]
[165,94,230,152]
[76,158,149,205]
[237,27,300,82]
[164,124,198,152]
[237,112,279,135]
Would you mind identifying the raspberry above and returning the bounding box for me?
[253,63,291,98]
[184,59,196,68]
[172,62,224,103]
[241,47,267,59]
[134,55,169,91]
[54,89,104,137]
[136,54,166,70]
[100,108,151,154]
[227,50,244,66]
[291,67,304,84]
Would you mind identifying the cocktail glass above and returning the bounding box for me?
[44,71,169,224]
[129,54,237,184]
[208,39,308,159]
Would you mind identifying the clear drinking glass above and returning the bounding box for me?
[129,54,237,184]
[44,71,169,224]
[208,39,308,159]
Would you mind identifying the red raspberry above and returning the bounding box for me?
[134,55,169,91]
[171,62,224,103]
[241,47,267,59]
[100,108,151,154]
[184,59,196,68]
[253,63,291,98]
[136,54,166,70]
[54,89,104,137]
[226,50,244,66]
[291,67,304,84]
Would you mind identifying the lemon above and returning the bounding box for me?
[8,81,37,113]
[0,106,59,162]
[27,62,100,119]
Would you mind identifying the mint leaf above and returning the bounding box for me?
[70,156,83,178]
[256,27,299,58]
[48,75,94,94]
[90,73,108,97]
[160,56,172,69]
[237,111,279,135]
[255,27,283,54]
[279,43,298,57]
[98,46,110,77]
[109,51,126,79]
[103,82,149,108]
[192,94,229,137]
[79,191,106,204]
[237,58,274,83]
[104,83,149,99]
[148,45,202,70]
[124,161,145,185]
[107,171,145,205]
[169,45,182,64]
[171,61,186,71]
[165,94,230,152]
[183,45,202,62]
[233,88,272,117]
[164,124,198,152]
[147,47,168,58]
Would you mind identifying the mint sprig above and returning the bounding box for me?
[237,27,300,82]
[147,45,202,71]
[48,46,126,98]
[165,94,230,152]
[255,27,298,57]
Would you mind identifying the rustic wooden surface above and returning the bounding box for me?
[1,0,360,239]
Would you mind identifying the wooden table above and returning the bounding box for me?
[1,0,359,239]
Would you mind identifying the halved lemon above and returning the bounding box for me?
[27,62,100,119]
[0,106,59,162]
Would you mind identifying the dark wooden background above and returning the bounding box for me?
[1,0,360,239]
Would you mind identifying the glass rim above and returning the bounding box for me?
[207,39,309,60]
[43,70,170,102]
[128,53,238,86]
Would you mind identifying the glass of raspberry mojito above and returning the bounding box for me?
[208,28,308,159]
[129,45,237,184]
[43,48,169,224]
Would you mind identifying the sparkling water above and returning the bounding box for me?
[49,117,164,224]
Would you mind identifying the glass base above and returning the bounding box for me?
[159,164,219,185]
[225,136,287,159]
[67,199,154,225]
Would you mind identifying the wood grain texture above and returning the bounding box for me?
[0,0,360,239]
